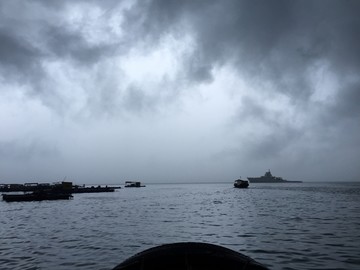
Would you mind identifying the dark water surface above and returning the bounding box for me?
[1,182,360,270]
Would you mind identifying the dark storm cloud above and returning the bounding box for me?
[0,18,116,73]
[0,27,44,82]
[0,0,125,117]
[1,0,359,111]
[3,1,355,109]
[0,29,41,70]
[130,0,360,99]
[118,1,360,174]
[333,82,360,119]
[125,0,358,175]
[43,25,117,65]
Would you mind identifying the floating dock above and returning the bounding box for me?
[0,182,121,194]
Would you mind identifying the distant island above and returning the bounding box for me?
[247,170,302,183]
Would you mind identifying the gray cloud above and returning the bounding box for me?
[42,25,116,65]
[135,0,360,95]
[0,140,59,162]
[2,0,360,109]
[0,27,44,84]
[333,82,360,119]
[0,0,359,182]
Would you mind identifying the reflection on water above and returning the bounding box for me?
[1,182,360,270]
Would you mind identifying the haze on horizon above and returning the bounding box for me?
[1,0,359,184]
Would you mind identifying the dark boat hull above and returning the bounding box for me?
[234,184,249,188]
[112,242,269,270]
[0,182,119,193]
[248,178,302,183]
[2,193,73,202]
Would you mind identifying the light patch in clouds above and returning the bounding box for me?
[121,34,194,84]
[309,61,338,105]
[0,85,53,142]
[63,1,129,46]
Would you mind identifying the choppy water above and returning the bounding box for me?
[1,182,360,270]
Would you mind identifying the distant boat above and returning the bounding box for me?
[124,181,145,188]
[234,179,249,188]
[247,170,302,183]
[2,192,73,202]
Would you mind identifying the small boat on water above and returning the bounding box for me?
[2,192,73,202]
[234,179,249,188]
[124,181,145,188]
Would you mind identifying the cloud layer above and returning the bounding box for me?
[1,0,359,183]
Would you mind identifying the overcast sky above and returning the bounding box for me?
[1,0,359,184]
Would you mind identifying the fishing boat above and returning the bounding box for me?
[234,179,249,188]
[124,181,145,188]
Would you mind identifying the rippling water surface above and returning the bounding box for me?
[1,182,360,270]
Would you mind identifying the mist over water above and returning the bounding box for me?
[1,182,359,270]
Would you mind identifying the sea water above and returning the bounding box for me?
[1,182,359,270]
